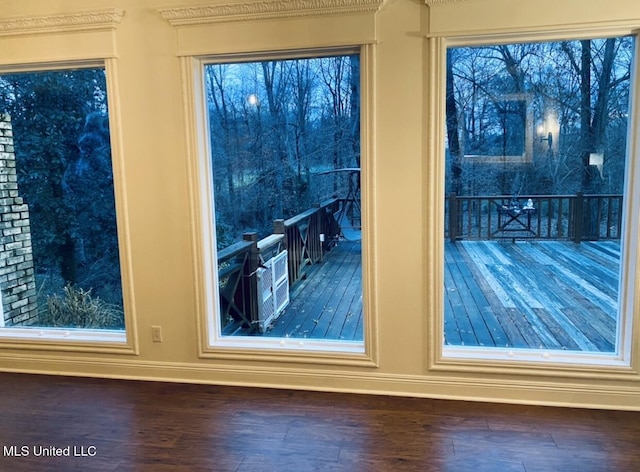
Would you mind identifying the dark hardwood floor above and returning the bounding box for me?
[1,373,640,471]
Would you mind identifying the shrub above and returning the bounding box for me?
[41,284,124,329]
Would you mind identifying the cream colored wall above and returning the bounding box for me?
[1,0,640,410]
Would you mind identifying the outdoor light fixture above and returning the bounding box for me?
[539,131,553,150]
[537,111,559,153]
[589,152,604,176]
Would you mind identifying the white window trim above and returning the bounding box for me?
[0,327,126,345]
[426,28,640,378]
[182,45,378,367]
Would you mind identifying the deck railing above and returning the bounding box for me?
[446,193,623,242]
[217,235,258,330]
[217,198,343,333]
[274,197,342,287]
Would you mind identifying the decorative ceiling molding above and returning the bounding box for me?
[0,8,125,37]
[158,0,386,26]
[425,0,469,5]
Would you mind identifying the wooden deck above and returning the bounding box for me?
[445,240,620,351]
[258,238,620,351]
[265,240,363,340]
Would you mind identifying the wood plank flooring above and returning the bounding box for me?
[266,240,363,340]
[241,238,618,351]
[445,240,620,351]
[1,373,640,471]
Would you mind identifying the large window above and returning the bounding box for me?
[0,65,125,342]
[203,49,366,352]
[443,36,636,364]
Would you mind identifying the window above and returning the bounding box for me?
[442,36,636,365]
[200,49,368,355]
[0,64,126,344]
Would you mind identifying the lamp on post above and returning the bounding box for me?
[539,131,553,150]
[537,111,558,155]
[589,152,604,177]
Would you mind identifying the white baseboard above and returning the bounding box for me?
[2,354,640,411]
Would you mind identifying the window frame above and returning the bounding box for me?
[0,59,135,354]
[426,29,640,378]
[183,46,378,366]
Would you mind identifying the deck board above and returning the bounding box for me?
[268,245,349,337]
[445,240,621,351]
[445,247,487,345]
[256,239,619,352]
[266,240,363,340]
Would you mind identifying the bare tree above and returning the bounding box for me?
[446,49,462,195]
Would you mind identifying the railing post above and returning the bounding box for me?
[573,192,584,244]
[310,203,321,262]
[449,193,458,243]
[242,232,259,327]
[273,219,285,235]
[274,218,296,286]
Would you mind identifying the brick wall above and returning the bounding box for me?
[0,113,37,326]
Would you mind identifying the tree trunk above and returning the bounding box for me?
[350,55,361,168]
[581,39,616,239]
[580,39,594,194]
[446,49,462,195]
[262,61,289,218]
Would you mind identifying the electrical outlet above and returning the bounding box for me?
[151,326,163,343]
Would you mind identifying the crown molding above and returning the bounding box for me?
[0,8,125,37]
[425,0,469,5]
[158,0,386,26]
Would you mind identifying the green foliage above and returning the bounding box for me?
[215,213,235,250]
[41,284,124,329]
[0,67,124,315]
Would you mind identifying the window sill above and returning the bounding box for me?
[201,337,376,367]
[434,345,638,380]
[0,327,134,354]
